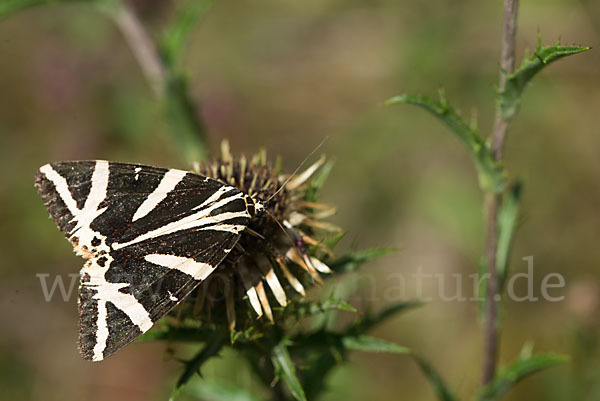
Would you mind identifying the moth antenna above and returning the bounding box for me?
[265,136,329,203]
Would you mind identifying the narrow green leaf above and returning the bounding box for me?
[328,300,356,312]
[342,335,410,354]
[413,355,459,401]
[273,155,283,174]
[387,93,504,192]
[160,0,214,69]
[478,183,522,321]
[479,352,569,401]
[328,248,396,273]
[352,300,423,335]
[499,39,590,120]
[272,342,307,401]
[496,181,522,288]
[305,160,334,202]
[323,231,344,250]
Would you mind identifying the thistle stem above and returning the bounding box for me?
[112,0,167,98]
[482,0,519,386]
[491,0,519,159]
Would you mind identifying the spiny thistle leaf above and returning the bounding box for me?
[342,335,410,354]
[160,0,214,69]
[328,248,396,273]
[386,92,505,192]
[387,91,481,150]
[272,342,307,401]
[499,39,590,120]
[496,181,522,288]
[171,333,227,400]
[413,355,459,401]
[478,352,569,401]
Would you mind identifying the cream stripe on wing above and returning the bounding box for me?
[71,161,109,242]
[112,192,247,250]
[132,169,187,222]
[83,161,110,216]
[192,185,233,210]
[93,299,108,361]
[39,164,80,215]
[144,254,216,281]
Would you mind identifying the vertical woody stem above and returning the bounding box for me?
[482,0,519,386]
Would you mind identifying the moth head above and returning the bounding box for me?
[252,197,265,216]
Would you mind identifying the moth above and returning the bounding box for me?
[35,160,264,361]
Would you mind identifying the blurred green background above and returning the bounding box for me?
[1,0,599,400]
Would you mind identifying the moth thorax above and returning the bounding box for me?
[244,195,264,218]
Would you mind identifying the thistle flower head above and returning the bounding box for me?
[170,141,339,336]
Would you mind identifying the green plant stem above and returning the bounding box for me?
[482,0,519,386]
[112,0,167,98]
